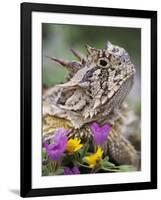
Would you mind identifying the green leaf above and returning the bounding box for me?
[102,156,110,162]
[100,156,115,168]
[42,148,47,160]
[78,144,89,159]
[101,167,121,172]
[49,168,64,175]
[42,165,49,176]
[118,165,136,172]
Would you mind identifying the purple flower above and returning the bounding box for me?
[90,122,111,145]
[44,128,69,161]
[64,167,80,175]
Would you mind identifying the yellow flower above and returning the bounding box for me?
[85,147,103,168]
[66,138,83,154]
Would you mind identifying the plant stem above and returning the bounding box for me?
[74,161,91,168]
[101,167,121,172]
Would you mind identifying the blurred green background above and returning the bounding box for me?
[42,24,141,117]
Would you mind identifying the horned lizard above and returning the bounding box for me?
[43,41,139,168]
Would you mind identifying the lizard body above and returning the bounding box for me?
[43,41,139,168]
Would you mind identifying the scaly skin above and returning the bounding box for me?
[43,42,139,168]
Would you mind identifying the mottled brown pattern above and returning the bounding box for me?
[43,42,139,168]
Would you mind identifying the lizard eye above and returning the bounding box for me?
[98,58,109,68]
[100,59,107,66]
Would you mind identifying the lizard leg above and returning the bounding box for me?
[107,129,139,169]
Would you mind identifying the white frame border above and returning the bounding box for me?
[32,12,151,189]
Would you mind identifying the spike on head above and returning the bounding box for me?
[45,55,82,73]
[45,55,68,67]
[105,41,113,50]
[85,44,92,54]
[85,44,98,55]
[70,48,86,63]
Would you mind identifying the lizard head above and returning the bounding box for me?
[48,42,135,112]
[46,42,136,127]
[72,42,135,100]
[84,41,135,78]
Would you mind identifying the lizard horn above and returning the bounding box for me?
[70,48,84,61]
[45,55,82,72]
[85,44,98,56]
[105,41,112,49]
